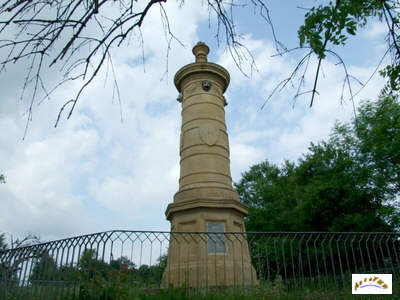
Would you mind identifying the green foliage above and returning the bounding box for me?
[298,0,383,57]
[75,250,167,298]
[381,64,400,92]
[24,248,168,299]
[0,174,5,184]
[298,0,400,96]
[235,95,400,232]
[0,233,6,251]
[355,95,400,195]
[29,252,59,283]
[0,233,8,282]
[2,282,395,300]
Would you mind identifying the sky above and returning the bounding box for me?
[0,1,389,243]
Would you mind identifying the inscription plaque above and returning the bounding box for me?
[207,222,226,253]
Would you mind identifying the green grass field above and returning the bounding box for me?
[1,276,397,300]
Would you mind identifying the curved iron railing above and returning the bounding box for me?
[1,231,399,299]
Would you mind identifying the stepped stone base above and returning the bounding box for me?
[162,261,258,288]
[163,202,258,287]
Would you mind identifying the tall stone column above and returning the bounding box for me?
[163,42,257,287]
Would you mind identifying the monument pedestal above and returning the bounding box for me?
[164,199,258,287]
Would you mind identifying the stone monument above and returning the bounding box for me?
[163,42,257,287]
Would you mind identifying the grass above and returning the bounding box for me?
[1,276,397,299]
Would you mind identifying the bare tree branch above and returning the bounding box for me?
[0,0,397,130]
[0,0,170,131]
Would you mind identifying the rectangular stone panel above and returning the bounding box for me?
[207,222,226,253]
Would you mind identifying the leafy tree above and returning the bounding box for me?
[355,95,400,196]
[0,174,4,184]
[235,160,299,231]
[296,0,400,105]
[0,233,42,284]
[0,233,7,281]
[0,233,6,251]
[136,254,166,284]
[0,1,398,127]
[57,265,80,282]
[29,252,58,283]
[109,256,136,272]
[236,95,400,232]
[28,251,79,284]
[78,248,110,279]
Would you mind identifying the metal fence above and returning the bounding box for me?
[1,231,399,299]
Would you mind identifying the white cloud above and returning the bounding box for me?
[0,0,209,240]
[362,21,387,40]
[220,35,385,176]
[230,140,265,182]
[0,115,99,240]
[0,2,388,243]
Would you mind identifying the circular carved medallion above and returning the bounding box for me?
[199,124,218,146]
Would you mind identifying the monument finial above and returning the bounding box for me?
[192,42,209,63]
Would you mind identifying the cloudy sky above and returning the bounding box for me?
[0,1,388,242]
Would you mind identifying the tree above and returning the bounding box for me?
[296,0,400,105]
[235,160,299,231]
[0,233,8,280]
[0,233,42,284]
[136,254,167,284]
[235,95,400,232]
[78,248,109,279]
[109,256,136,272]
[0,1,399,129]
[355,95,400,195]
[0,174,4,184]
[29,252,58,283]
[0,233,6,251]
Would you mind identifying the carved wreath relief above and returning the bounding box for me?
[199,124,218,146]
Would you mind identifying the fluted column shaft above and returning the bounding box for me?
[166,42,247,219]
[168,43,243,210]
[178,66,231,191]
